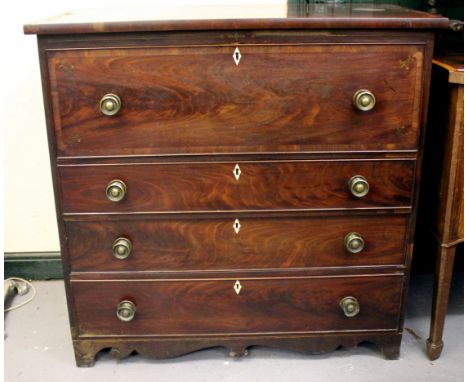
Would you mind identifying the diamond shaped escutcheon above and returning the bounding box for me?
[233,47,242,65]
[233,164,241,180]
[233,280,242,295]
[233,219,241,234]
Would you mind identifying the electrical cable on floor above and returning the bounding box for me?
[4,278,37,312]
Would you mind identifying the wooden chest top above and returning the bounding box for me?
[24,3,447,35]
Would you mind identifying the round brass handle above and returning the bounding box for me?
[348,175,369,198]
[353,89,376,111]
[116,300,136,322]
[344,232,365,253]
[106,180,127,202]
[112,237,132,260]
[340,296,360,318]
[100,93,121,116]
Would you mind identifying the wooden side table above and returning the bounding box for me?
[422,55,463,360]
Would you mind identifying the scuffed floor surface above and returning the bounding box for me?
[5,274,463,382]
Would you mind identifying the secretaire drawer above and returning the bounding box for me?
[66,215,408,272]
[59,159,415,213]
[72,275,403,337]
[47,44,423,157]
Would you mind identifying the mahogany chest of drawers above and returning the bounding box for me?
[25,4,447,366]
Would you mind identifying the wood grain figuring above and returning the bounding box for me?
[48,44,424,156]
[66,214,408,272]
[59,160,415,213]
[23,4,448,35]
[27,10,441,364]
[71,275,403,337]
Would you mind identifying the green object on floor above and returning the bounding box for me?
[4,253,63,280]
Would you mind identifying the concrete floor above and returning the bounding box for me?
[4,274,464,382]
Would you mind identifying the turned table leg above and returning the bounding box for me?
[426,245,457,360]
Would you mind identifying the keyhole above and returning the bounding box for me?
[233,219,241,234]
[233,164,241,180]
[233,48,242,65]
[234,280,242,295]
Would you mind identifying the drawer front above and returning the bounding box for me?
[66,215,408,272]
[72,275,403,336]
[59,160,414,213]
[48,44,423,156]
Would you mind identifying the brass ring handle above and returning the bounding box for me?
[112,237,132,260]
[106,180,127,202]
[100,93,121,116]
[344,232,365,253]
[340,296,360,318]
[353,89,376,111]
[116,300,136,322]
[348,175,369,198]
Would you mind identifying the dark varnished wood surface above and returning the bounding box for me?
[66,214,408,272]
[431,78,464,245]
[73,332,403,366]
[59,160,415,214]
[72,275,403,337]
[24,3,448,35]
[433,55,464,85]
[38,29,435,54]
[70,266,404,280]
[417,56,464,360]
[29,15,438,365]
[48,44,423,156]
[418,62,464,245]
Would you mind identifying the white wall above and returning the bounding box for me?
[3,0,282,253]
